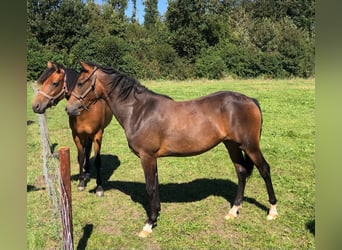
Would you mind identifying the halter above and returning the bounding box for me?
[37,81,67,107]
[70,67,99,111]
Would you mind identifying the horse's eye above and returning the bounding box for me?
[53,82,59,87]
[77,82,83,87]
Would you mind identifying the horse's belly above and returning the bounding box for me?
[160,131,224,157]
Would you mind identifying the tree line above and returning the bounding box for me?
[27,0,315,80]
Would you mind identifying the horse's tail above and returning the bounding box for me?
[252,98,263,136]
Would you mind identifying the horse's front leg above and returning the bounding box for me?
[73,134,86,191]
[93,131,104,197]
[138,154,160,238]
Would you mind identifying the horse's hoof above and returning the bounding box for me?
[96,191,104,197]
[225,213,237,220]
[138,223,153,238]
[225,205,240,220]
[267,204,278,220]
[84,173,91,182]
[138,230,151,238]
[96,187,104,197]
[266,213,278,220]
[77,186,85,191]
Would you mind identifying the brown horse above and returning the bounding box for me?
[65,61,278,237]
[32,61,113,197]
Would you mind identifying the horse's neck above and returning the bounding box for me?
[103,89,137,130]
[105,89,158,133]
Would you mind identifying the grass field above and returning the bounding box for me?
[27,78,315,249]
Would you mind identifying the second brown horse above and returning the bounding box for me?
[32,61,113,196]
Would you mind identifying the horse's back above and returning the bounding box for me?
[175,91,262,143]
[174,91,261,127]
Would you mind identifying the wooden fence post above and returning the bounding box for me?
[59,147,73,250]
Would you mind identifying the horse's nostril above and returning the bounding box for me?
[65,106,72,116]
[32,103,40,112]
[65,105,80,116]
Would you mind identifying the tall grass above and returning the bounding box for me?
[27,78,314,249]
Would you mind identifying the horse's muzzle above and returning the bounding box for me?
[32,101,47,114]
[65,104,81,116]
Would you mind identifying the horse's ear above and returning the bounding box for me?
[51,63,61,73]
[47,61,53,68]
[47,61,61,72]
[79,61,92,72]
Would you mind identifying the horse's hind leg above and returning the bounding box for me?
[244,146,278,220]
[84,138,92,182]
[224,140,254,219]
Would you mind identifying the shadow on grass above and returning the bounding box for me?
[104,178,269,217]
[27,120,35,125]
[76,224,93,250]
[306,219,315,235]
[27,184,45,192]
[71,154,121,189]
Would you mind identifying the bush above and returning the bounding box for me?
[69,36,101,68]
[152,43,192,80]
[96,35,129,71]
[195,48,226,79]
[258,52,288,78]
[27,38,68,80]
[218,42,260,78]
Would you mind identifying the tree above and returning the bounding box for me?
[27,0,62,44]
[27,0,315,80]
[131,0,137,22]
[166,0,232,59]
[246,0,315,37]
[46,0,90,52]
[106,0,128,19]
[102,0,129,36]
[144,0,159,29]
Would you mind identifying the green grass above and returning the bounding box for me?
[27,78,315,249]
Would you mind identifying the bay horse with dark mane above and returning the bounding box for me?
[32,61,113,196]
[65,61,278,237]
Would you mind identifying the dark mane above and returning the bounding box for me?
[85,62,173,101]
[64,68,80,91]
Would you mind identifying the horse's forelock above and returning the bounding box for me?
[37,67,56,85]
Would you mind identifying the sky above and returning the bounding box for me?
[127,0,168,23]
[96,0,169,24]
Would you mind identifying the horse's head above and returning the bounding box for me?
[31,61,66,114]
[65,61,103,116]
